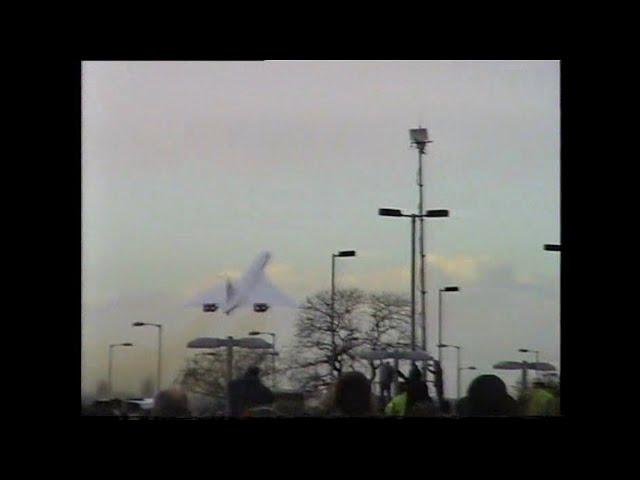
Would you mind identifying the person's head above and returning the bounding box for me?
[332,371,375,416]
[405,380,432,415]
[152,388,191,417]
[406,380,430,403]
[464,375,515,417]
[409,363,422,382]
[245,366,261,379]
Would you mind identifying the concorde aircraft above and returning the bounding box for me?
[186,251,297,315]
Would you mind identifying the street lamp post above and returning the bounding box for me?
[519,348,540,380]
[438,286,460,363]
[249,331,277,388]
[132,322,163,395]
[108,342,133,398]
[379,208,449,351]
[439,343,467,402]
[410,127,433,374]
[331,250,356,377]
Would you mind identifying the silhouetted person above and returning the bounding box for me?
[439,399,452,416]
[456,375,516,417]
[379,362,395,405]
[405,379,437,417]
[426,360,445,404]
[152,388,191,417]
[228,366,275,417]
[408,362,423,382]
[326,371,377,416]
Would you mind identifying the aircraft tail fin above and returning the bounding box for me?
[225,278,235,304]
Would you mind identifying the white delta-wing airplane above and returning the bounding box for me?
[187,251,297,315]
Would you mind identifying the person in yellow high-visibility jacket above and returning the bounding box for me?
[385,390,408,416]
[385,379,437,417]
[523,381,558,416]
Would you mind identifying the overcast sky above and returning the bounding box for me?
[81,60,560,399]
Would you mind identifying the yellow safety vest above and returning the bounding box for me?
[385,393,408,416]
[525,389,555,416]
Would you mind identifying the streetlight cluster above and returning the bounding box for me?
[331,128,461,389]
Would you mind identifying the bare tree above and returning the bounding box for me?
[288,288,367,391]
[356,292,412,382]
[177,349,275,401]
[286,289,412,392]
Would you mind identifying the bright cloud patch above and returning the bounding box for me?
[427,253,492,281]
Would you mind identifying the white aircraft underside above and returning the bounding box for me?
[186,251,297,314]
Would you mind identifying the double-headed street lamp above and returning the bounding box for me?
[438,286,460,363]
[249,331,277,388]
[331,250,357,377]
[108,342,133,398]
[379,208,449,351]
[132,322,163,395]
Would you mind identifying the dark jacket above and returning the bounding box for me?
[228,375,275,416]
[456,375,517,417]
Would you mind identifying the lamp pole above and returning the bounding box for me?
[439,343,464,401]
[226,336,234,416]
[132,322,163,394]
[379,209,449,351]
[108,342,133,398]
[410,128,433,368]
[438,286,460,363]
[457,346,461,401]
[411,215,416,351]
[331,250,356,377]
[519,348,540,380]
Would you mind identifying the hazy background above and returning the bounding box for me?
[82,60,560,400]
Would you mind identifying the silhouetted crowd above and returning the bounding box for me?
[82,363,560,418]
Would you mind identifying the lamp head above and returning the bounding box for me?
[337,250,356,257]
[132,322,145,327]
[425,209,450,218]
[409,128,430,146]
[378,208,404,217]
[443,286,459,292]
